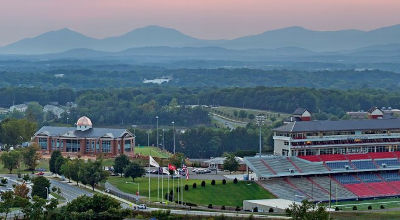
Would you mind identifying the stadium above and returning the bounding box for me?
[244,108,400,209]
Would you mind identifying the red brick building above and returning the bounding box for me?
[33,116,135,157]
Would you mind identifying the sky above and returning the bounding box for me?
[1,0,400,46]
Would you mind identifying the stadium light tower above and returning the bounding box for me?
[256,114,266,157]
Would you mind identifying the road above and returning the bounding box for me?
[211,113,247,130]
[49,179,93,202]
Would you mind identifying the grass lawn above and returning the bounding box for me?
[50,192,66,202]
[211,106,289,124]
[331,197,400,211]
[0,158,49,174]
[135,146,171,158]
[332,211,400,220]
[108,176,275,207]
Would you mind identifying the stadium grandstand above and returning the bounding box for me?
[244,107,400,202]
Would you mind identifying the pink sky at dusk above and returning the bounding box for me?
[1,0,399,46]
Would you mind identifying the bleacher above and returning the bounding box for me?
[380,172,400,181]
[259,178,309,201]
[351,160,377,169]
[357,173,381,182]
[311,176,356,200]
[290,157,329,173]
[288,177,329,201]
[263,157,297,174]
[344,183,378,197]
[375,159,400,167]
[334,174,360,184]
[326,161,353,170]
[245,157,277,176]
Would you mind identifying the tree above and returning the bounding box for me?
[169,153,185,168]
[0,150,21,173]
[32,176,50,199]
[14,183,30,198]
[82,160,108,191]
[223,153,239,174]
[22,144,41,172]
[124,162,145,182]
[114,154,130,177]
[0,118,37,147]
[54,156,65,175]
[0,191,14,219]
[286,200,330,220]
[61,159,73,182]
[49,150,62,174]
[25,102,44,123]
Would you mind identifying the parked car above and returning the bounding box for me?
[137,204,147,209]
[35,172,44,176]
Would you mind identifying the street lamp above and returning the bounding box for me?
[46,187,49,199]
[172,121,176,154]
[255,114,266,157]
[156,116,159,148]
[162,129,165,150]
[126,182,140,202]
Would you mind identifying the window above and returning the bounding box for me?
[66,139,80,152]
[124,140,131,152]
[96,140,100,152]
[102,140,111,153]
[39,138,48,150]
[86,140,93,152]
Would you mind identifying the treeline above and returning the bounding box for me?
[2,87,400,126]
[133,125,276,158]
[2,66,400,89]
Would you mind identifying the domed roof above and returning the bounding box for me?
[76,116,92,127]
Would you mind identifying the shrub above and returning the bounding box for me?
[184,184,189,191]
[211,180,216,185]
[23,174,30,182]
[201,181,206,187]
[335,207,340,211]
[192,183,197,188]
[380,205,385,209]
[17,173,22,178]
[233,178,238,184]
[221,205,225,210]
[352,206,357,210]
[253,207,258,212]
[52,186,58,192]
[268,208,274,213]
[222,179,226,185]
[185,202,197,207]
[368,205,372,210]
[208,204,213,209]
[1,178,7,184]
[235,206,241,211]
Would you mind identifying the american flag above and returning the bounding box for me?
[182,164,189,180]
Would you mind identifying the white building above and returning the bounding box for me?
[9,104,28,112]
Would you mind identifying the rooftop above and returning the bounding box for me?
[274,118,400,133]
[35,126,132,139]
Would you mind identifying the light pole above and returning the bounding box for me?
[256,114,266,157]
[156,116,159,148]
[46,187,49,199]
[162,129,165,150]
[147,130,150,147]
[172,121,176,154]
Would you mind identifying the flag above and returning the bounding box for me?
[149,156,159,167]
[168,164,176,171]
[182,164,189,180]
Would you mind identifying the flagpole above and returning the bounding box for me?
[172,171,174,203]
[158,167,160,203]
[162,168,164,204]
[148,150,151,202]
[168,170,170,203]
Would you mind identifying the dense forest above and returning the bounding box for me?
[1,87,400,125]
[1,66,400,89]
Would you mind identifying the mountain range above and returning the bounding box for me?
[1,25,400,54]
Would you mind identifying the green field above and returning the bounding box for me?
[211,106,289,124]
[108,176,275,207]
[330,197,400,211]
[332,211,400,220]
[0,158,49,174]
[134,146,172,158]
